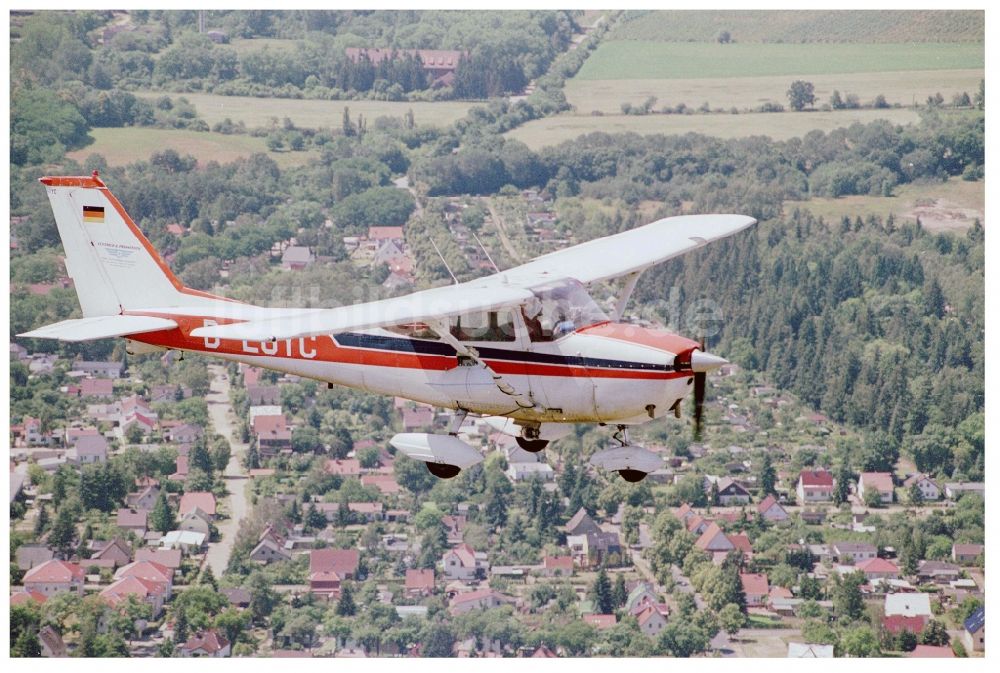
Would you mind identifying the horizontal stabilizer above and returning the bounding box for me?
[18,315,177,342]
[390,433,484,469]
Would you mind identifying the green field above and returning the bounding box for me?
[785,177,984,232]
[565,69,984,114]
[135,91,474,130]
[506,108,921,149]
[575,41,984,80]
[66,127,317,169]
[607,10,984,44]
[227,37,302,55]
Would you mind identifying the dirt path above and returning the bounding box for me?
[203,365,249,576]
[486,200,524,263]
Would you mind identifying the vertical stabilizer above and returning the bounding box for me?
[39,173,228,316]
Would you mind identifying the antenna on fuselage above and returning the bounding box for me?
[472,231,501,273]
[430,238,459,285]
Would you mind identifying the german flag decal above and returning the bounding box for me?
[83,205,105,223]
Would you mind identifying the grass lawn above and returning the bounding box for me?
[575,41,983,80]
[66,127,317,169]
[785,177,984,232]
[227,37,302,55]
[506,108,921,148]
[565,70,984,114]
[135,91,475,130]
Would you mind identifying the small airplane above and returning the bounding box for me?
[21,172,755,483]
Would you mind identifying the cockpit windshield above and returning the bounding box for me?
[522,278,609,341]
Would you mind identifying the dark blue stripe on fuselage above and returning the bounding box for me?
[334,332,675,372]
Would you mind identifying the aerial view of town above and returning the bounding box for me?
[8,8,986,659]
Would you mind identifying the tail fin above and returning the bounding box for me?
[39,173,230,316]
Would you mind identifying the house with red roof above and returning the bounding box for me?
[325,458,362,476]
[442,543,488,580]
[10,590,48,607]
[858,472,895,504]
[740,572,770,607]
[170,455,189,481]
[309,549,360,598]
[179,492,217,519]
[367,226,405,243]
[405,568,435,597]
[694,522,733,554]
[252,414,291,457]
[856,557,899,581]
[540,555,574,577]
[636,603,669,637]
[797,469,834,504]
[757,494,789,522]
[908,645,955,658]
[79,377,114,399]
[101,575,167,617]
[360,474,401,495]
[882,615,927,636]
[23,560,85,596]
[115,560,173,599]
[180,630,231,657]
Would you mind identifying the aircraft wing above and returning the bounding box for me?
[17,315,178,342]
[191,281,534,341]
[191,214,753,342]
[500,214,756,285]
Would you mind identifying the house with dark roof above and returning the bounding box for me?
[963,607,984,652]
[706,476,751,505]
[563,507,601,536]
[567,531,622,569]
[249,537,292,564]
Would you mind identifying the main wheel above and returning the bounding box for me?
[426,462,461,479]
[515,437,549,453]
[618,469,648,483]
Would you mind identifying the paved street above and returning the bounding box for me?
[203,365,250,576]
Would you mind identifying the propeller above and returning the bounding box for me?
[687,336,728,441]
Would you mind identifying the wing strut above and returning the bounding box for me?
[429,321,537,410]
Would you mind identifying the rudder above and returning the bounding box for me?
[39,172,226,316]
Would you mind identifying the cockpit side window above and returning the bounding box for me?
[524,279,609,342]
[449,309,516,342]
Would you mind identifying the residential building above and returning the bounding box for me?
[115,560,173,600]
[23,560,85,596]
[902,473,941,501]
[636,603,669,637]
[116,508,149,536]
[180,630,231,657]
[309,549,360,597]
[796,469,834,504]
[858,472,894,503]
[884,593,933,620]
[179,492,217,519]
[567,531,622,568]
[953,543,984,564]
[441,543,488,580]
[757,494,789,522]
[249,538,292,564]
[101,575,167,618]
[740,573,770,607]
[944,482,985,500]
[405,568,435,597]
[908,645,955,658]
[707,476,751,505]
[831,541,877,564]
[856,557,899,580]
[563,508,601,536]
[540,555,574,577]
[448,589,513,616]
[963,607,984,652]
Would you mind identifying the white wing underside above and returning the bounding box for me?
[18,315,178,341]
[191,214,755,341]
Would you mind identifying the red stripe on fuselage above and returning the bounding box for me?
[126,312,685,380]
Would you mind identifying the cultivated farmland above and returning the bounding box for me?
[565,70,984,115]
[607,9,984,43]
[505,108,922,149]
[134,91,475,130]
[66,127,317,169]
